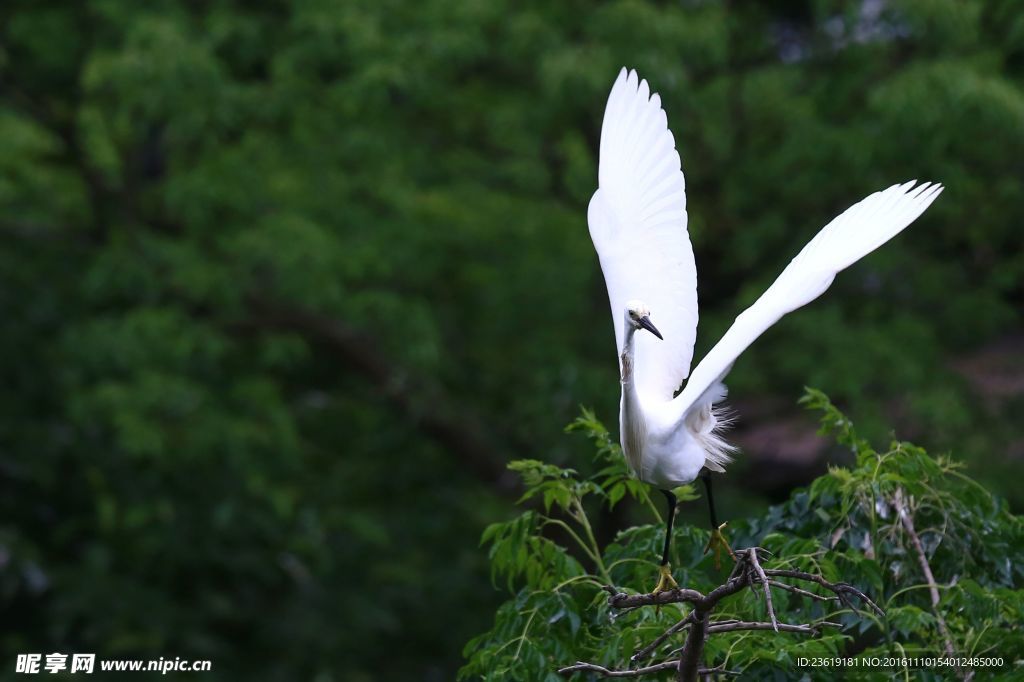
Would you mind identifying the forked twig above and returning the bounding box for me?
[763,569,883,616]
[746,548,778,632]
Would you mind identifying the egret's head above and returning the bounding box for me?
[625,299,663,340]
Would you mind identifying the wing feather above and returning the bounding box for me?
[589,68,698,402]
[670,181,944,420]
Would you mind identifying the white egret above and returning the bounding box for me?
[588,68,943,592]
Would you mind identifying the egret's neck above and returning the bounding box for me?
[620,326,643,414]
[620,324,646,474]
[620,325,637,386]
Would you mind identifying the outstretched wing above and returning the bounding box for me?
[588,68,698,403]
[670,180,944,420]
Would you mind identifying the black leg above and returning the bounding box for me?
[659,489,678,567]
[701,471,736,568]
[700,471,720,529]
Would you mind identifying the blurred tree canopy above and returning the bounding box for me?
[0,0,1021,679]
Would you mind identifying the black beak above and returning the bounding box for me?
[638,315,663,340]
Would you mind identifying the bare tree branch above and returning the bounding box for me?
[676,609,709,682]
[558,661,738,678]
[632,612,694,663]
[747,548,778,632]
[568,550,882,682]
[706,620,841,634]
[763,569,883,616]
[895,487,963,678]
[558,660,680,677]
[766,579,836,603]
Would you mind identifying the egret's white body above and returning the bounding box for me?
[589,68,943,490]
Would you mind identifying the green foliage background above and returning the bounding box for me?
[0,1,1021,679]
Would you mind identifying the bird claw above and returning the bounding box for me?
[703,522,737,570]
[652,563,678,594]
[651,563,678,614]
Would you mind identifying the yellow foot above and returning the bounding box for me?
[652,563,678,594]
[703,522,737,570]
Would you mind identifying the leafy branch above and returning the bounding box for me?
[462,390,1024,681]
